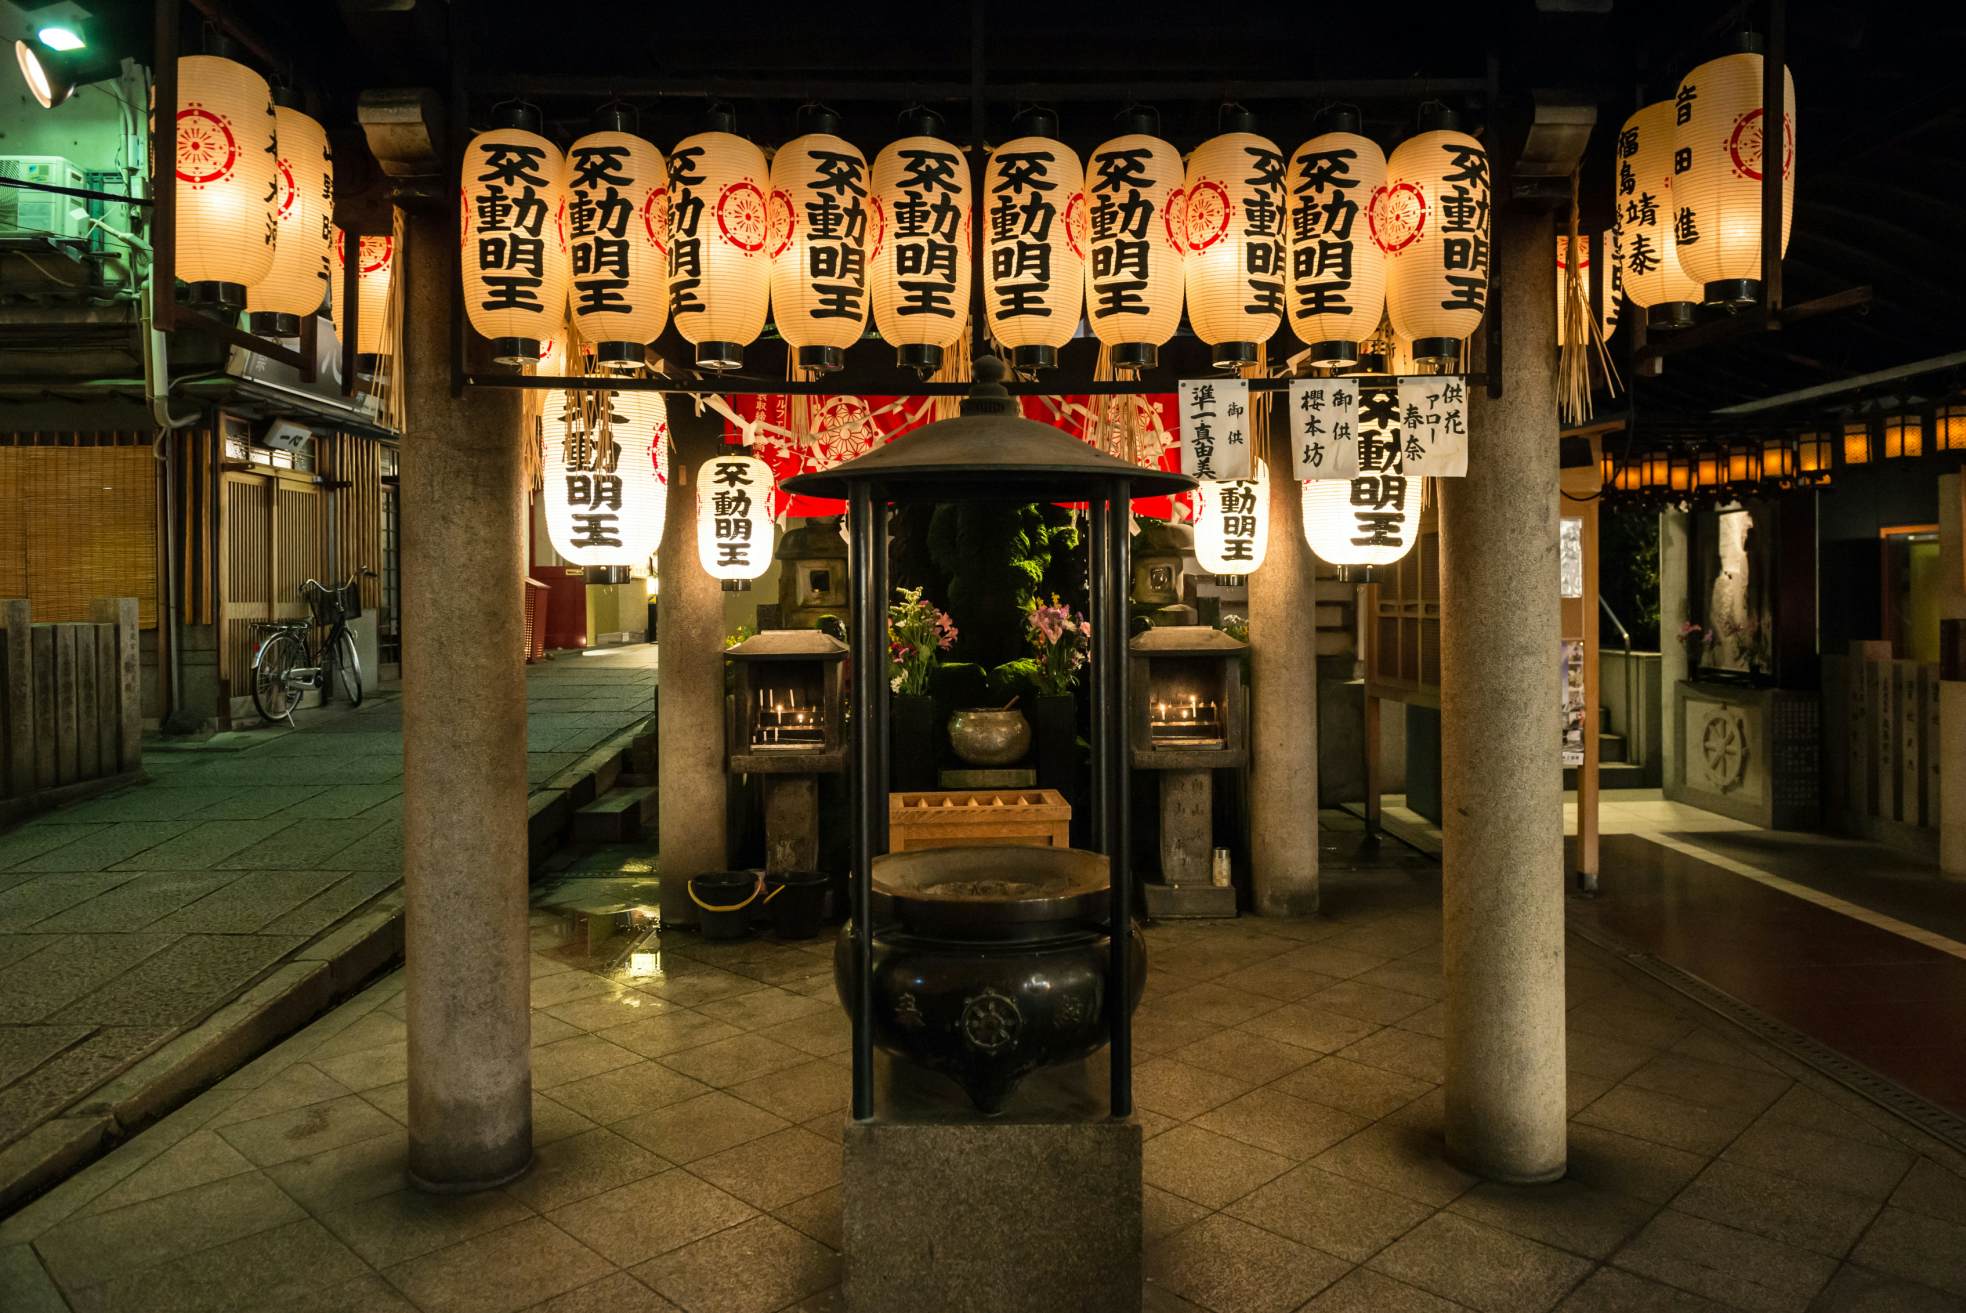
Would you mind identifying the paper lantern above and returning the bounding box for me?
[567,111,668,372]
[331,232,395,373]
[246,103,332,335]
[1613,100,1701,330]
[1842,421,1872,466]
[1302,475,1419,567]
[1672,42,1795,306]
[1379,109,1491,364]
[870,116,971,375]
[1937,406,1966,453]
[982,118,1085,372]
[1795,430,1833,483]
[173,54,279,308]
[770,116,870,374]
[1286,114,1387,367]
[1193,463,1269,577]
[667,114,770,371]
[1668,449,1694,494]
[1880,413,1922,460]
[1555,232,1620,347]
[542,388,669,567]
[461,106,569,365]
[1761,435,1796,485]
[1184,117,1287,368]
[696,453,775,580]
[1084,114,1183,372]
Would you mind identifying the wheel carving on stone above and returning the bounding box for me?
[959,988,1021,1054]
[1699,710,1749,792]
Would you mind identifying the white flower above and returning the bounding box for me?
[890,673,904,692]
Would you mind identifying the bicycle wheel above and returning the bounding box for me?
[334,628,364,708]
[252,632,304,723]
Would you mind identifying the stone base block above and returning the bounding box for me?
[938,767,1038,789]
[843,1118,1142,1313]
[1143,881,1238,919]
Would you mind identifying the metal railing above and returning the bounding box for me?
[1599,596,1639,768]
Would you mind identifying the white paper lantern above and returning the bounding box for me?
[461,109,569,365]
[246,104,332,334]
[1183,119,1287,369]
[1302,384,1418,566]
[1193,462,1269,576]
[667,117,770,371]
[696,453,775,580]
[770,120,870,374]
[567,113,668,372]
[1379,110,1491,364]
[1671,43,1795,306]
[174,54,279,307]
[870,122,971,375]
[1613,100,1701,329]
[542,388,669,567]
[1084,117,1183,372]
[983,122,1085,372]
[1556,232,1620,347]
[1286,117,1387,368]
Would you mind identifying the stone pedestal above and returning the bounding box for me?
[1143,770,1235,918]
[842,1119,1142,1313]
[761,774,819,872]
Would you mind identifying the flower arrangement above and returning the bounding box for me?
[1218,613,1250,645]
[887,586,956,695]
[1025,594,1091,697]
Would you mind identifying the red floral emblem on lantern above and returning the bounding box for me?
[1165,186,1187,255]
[715,180,768,253]
[175,104,238,188]
[866,194,886,261]
[1726,108,1794,182]
[1064,191,1089,262]
[360,237,392,275]
[651,421,670,483]
[1183,179,1231,252]
[642,184,669,256]
[274,158,296,219]
[1368,181,1427,254]
[458,186,469,248]
[766,187,795,259]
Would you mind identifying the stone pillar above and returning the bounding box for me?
[657,403,731,923]
[400,209,532,1190]
[1247,416,1320,916]
[1439,208,1567,1183]
[1936,475,1966,878]
[1658,509,1690,793]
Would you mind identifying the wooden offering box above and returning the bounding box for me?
[887,788,1072,851]
[724,629,849,775]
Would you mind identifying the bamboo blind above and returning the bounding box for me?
[0,435,158,627]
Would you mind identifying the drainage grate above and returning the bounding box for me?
[1573,925,1966,1157]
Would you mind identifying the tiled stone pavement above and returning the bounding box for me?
[5,821,1966,1312]
[0,648,657,1161]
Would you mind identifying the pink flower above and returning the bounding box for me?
[1034,608,1064,646]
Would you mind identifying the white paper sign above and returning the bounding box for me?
[1289,378,1361,480]
[1179,378,1250,480]
[1397,376,1470,478]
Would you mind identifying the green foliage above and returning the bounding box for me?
[1599,510,1661,649]
[927,503,1054,669]
[987,658,1043,706]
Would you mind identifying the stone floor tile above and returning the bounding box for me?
[0,875,146,932]
[1565,1124,1708,1205]
[310,1010,409,1060]
[50,933,304,1028]
[1892,1160,1966,1226]
[630,964,770,1010]
[32,1170,305,1292]
[215,817,389,871]
[1848,1207,1966,1299]
[1157,981,1288,1028]
[1170,1029,1316,1085]
[1357,959,1448,1001]
[611,1089,790,1164]
[383,1216,613,1313]
[1567,1030,1663,1083]
[1227,1162,1431,1262]
[657,1033,809,1089]
[1309,978,1434,1026]
[522,1272,685,1313]
[802,1112,846,1145]
[547,1059,709,1124]
[1333,1027,1448,1083]
[32,873,242,935]
[1810,1264,1966,1312]
[1311,1121,1478,1208]
[312,1042,409,1094]
[1141,1279,1209,1312]
[1132,1006,1227,1057]
[526,970,622,1012]
[1761,1085,1901,1150]
[190,786,335,821]
[207,1061,356,1127]
[1235,1003,1382,1056]
[531,1034,643,1090]
[321,1185,534,1268]
[772,1185,841,1254]
[543,989,673,1034]
[545,1166,756,1266]
[1674,1159,1882,1258]
[1721,1118,1914,1203]
[0,934,170,1024]
[1574,1084,1757,1157]
[1613,1209,1838,1312]
[726,1058,851,1123]
[104,817,296,872]
[1144,1184,1211,1243]
[1553,1267,1731,1311]
[1273,1055,1435,1120]
[1132,1056,1256,1119]
[756,1009,852,1058]
[0,824,112,871]
[69,1216,369,1313]
[263,1131,408,1215]
[686,1125,840,1210]
[281,783,401,818]
[76,1129,255,1216]
[0,1022,92,1086]
[15,824,199,875]
[1569,1068,1617,1115]
[276,1273,424,1313]
[0,1242,67,1311]
[1622,1053,1790,1117]
[1277,942,1393,980]
[1192,1086,1368,1161]
[0,1025,176,1135]
[1371,1212,1593,1313]
[1142,1124,1295,1209]
[1449,1178,1658,1261]
[1569,1004,1700,1053]
[214,1091,402,1169]
[635,1214,839,1313]
[261,868,401,938]
[1211,959,1344,1002]
[694,987,830,1032]
[527,1014,582,1048]
[502,1127,669,1212]
[1303,1267,1473,1313]
[1400,1001,1449,1040]
[148,869,334,933]
[1145,1211,1351,1313]
[599,1011,747,1061]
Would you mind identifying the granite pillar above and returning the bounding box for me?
[1658,509,1690,794]
[400,207,533,1190]
[1936,474,1966,878]
[657,403,731,923]
[1439,207,1568,1183]
[1247,413,1320,916]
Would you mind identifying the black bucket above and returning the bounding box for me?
[764,871,830,940]
[689,870,760,941]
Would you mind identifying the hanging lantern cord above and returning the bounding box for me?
[1216,100,1250,130]
[595,97,638,131]
[1114,102,1161,136]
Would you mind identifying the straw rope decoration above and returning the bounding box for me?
[1559,169,1621,425]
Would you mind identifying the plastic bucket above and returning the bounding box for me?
[764,871,830,940]
[689,870,760,941]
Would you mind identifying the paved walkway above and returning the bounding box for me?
[0,646,658,1183]
[6,815,1965,1312]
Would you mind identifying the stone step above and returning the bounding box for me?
[1601,731,1628,764]
[574,784,657,844]
[1563,760,1649,791]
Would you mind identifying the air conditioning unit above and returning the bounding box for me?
[0,156,86,238]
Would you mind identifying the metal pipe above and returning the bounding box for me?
[1759,0,1787,317]
[1106,481,1133,1119]
[848,479,877,1121]
[1088,500,1107,854]
[463,372,1396,397]
[462,75,1488,105]
[0,176,155,207]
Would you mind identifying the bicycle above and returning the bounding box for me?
[251,575,364,722]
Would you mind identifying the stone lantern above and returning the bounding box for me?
[724,630,848,871]
[1130,519,1193,626]
[1129,625,1247,917]
[774,516,850,630]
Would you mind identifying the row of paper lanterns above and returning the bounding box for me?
[460,104,1492,376]
[169,55,395,357]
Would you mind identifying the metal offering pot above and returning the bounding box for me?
[834,845,1146,1114]
[947,706,1031,766]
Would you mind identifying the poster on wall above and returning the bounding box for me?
[1289,378,1360,480]
[1560,638,1586,767]
[1179,377,1251,480]
[1560,517,1584,599]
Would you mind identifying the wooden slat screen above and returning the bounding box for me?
[0,435,158,627]
[176,429,217,626]
[318,433,385,610]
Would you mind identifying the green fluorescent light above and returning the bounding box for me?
[36,26,84,52]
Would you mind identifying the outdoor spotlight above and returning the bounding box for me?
[15,36,76,108]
